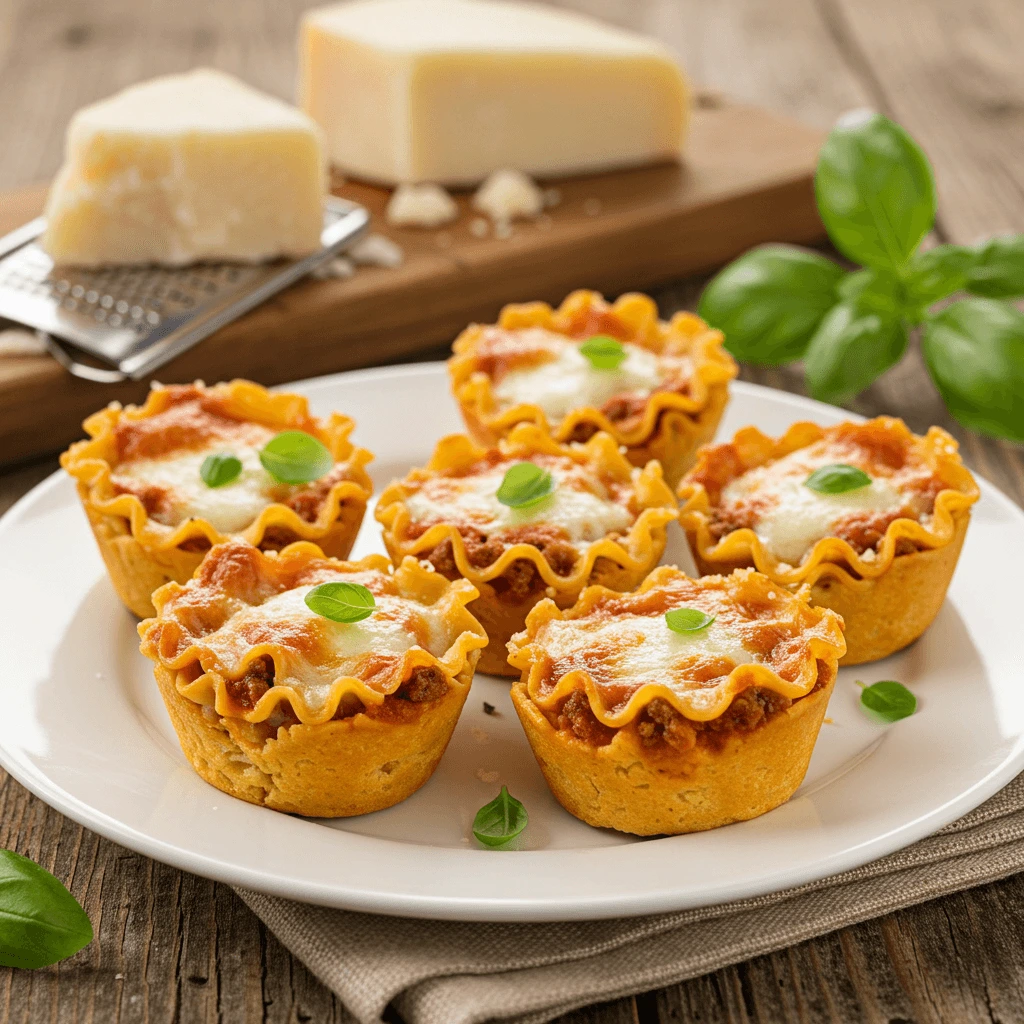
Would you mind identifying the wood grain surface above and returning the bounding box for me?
[1,0,1023,1021]
[0,99,825,468]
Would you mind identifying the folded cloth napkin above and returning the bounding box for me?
[237,772,1024,1024]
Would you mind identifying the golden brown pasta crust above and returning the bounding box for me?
[448,289,736,486]
[376,423,678,676]
[677,418,979,664]
[507,566,846,835]
[139,543,487,817]
[62,379,374,618]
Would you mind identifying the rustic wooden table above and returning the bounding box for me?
[2,0,1024,1020]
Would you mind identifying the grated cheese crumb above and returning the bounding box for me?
[473,168,544,224]
[349,233,404,268]
[386,182,459,228]
[311,256,355,280]
[476,768,501,784]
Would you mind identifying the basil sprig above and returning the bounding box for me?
[259,431,333,485]
[496,462,554,509]
[473,786,528,848]
[804,464,871,494]
[580,334,627,370]
[304,581,375,623]
[200,452,242,488]
[0,850,92,969]
[665,608,716,633]
[698,111,1024,441]
[858,680,917,723]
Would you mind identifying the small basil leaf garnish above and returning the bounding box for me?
[473,786,528,848]
[200,453,243,488]
[804,464,872,494]
[259,431,333,485]
[579,334,627,370]
[0,850,93,970]
[665,608,716,633]
[304,581,375,623]
[858,680,917,723]
[496,461,555,509]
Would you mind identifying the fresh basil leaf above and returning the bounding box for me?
[837,268,903,315]
[496,461,554,509]
[858,680,917,723]
[698,245,844,365]
[804,302,909,405]
[579,334,626,370]
[0,850,92,969]
[903,245,973,309]
[304,581,375,623]
[259,431,333,485]
[200,453,242,489]
[815,111,936,273]
[805,463,871,494]
[922,298,1024,442]
[473,786,528,848]
[665,608,716,633]
[965,235,1024,299]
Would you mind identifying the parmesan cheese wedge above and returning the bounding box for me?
[42,69,326,267]
[299,0,689,186]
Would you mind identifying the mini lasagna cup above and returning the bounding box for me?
[507,566,846,835]
[61,380,374,618]
[448,289,737,487]
[375,423,678,676]
[138,540,487,817]
[678,418,979,665]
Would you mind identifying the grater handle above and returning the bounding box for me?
[41,332,131,382]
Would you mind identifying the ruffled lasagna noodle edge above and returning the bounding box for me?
[60,379,374,552]
[375,423,679,591]
[678,419,980,588]
[449,289,737,446]
[138,544,488,727]
[508,566,847,728]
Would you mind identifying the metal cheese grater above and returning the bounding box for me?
[0,197,369,382]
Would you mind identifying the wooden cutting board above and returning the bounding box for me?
[0,98,826,468]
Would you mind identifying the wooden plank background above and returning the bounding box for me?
[1,0,1023,1021]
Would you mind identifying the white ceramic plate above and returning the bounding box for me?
[2,367,1023,922]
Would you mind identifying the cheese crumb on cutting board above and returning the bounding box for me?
[385,183,459,228]
[299,0,690,187]
[42,69,326,267]
[473,169,545,224]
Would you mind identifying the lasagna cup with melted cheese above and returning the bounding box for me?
[138,540,487,817]
[61,380,374,618]
[448,289,737,487]
[508,566,846,835]
[678,417,980,665]
[375,423,678,677]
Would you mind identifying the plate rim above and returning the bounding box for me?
[2,366,1023,922]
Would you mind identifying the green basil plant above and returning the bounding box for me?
[699,110,1024,443]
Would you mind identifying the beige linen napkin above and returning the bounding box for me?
[236,772,1024,1024]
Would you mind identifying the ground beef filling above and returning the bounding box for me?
[556,686,810,755]
[419,526,579,601]
[225,656,275,711]
[397,665,449,703]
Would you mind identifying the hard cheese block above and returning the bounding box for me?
[299,0,689,187]
[43,69,326,267]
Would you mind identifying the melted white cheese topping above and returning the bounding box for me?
[404,464,633,551]
[721,447,905,565]
[491,330,664,421]
[114,434,280,533]
[540,612,754,707]
[202,584,450,710]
